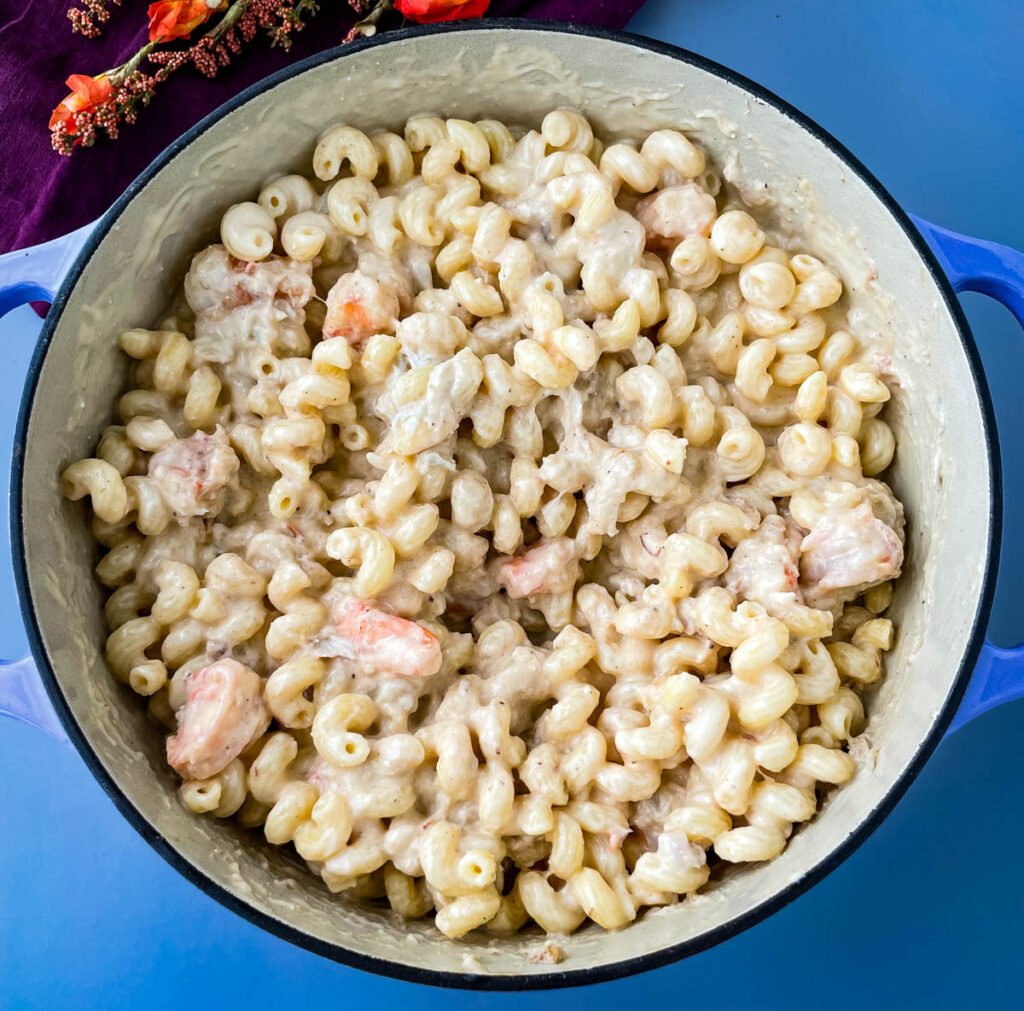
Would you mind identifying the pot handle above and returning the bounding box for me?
[912,216,1024,326]
[913,215,1024,734]
[0,655,67,740]
[0,229,97,743]
[0,223,96,320]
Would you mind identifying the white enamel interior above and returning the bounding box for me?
[19,27,993,982]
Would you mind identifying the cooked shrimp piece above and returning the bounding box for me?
[800,503,903,605]
[636,184,718,247]
[499,538,580,598]
[167,658,270,780]
[149,426,239,519]
[330,599,442,678]
[323,270,400,346]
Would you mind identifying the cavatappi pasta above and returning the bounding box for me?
[63,109,905,943]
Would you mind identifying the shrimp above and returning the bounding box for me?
[148,427,239,519]
[636,184,718,248]
[323,270,400,346]
[800,503,903,606]
[166,658,270,780]
[499,538,580,598]
[327,599,442,678]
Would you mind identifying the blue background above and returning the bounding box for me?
[2,1,1023,1007]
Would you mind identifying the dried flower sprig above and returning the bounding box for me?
[50,0,314,153]
[51,0,489,155]
[148,0,319,78]
[67,0,123,38]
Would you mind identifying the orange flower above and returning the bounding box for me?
[147,0,225,44]
[49,74,114,135]
[394,0,489,23]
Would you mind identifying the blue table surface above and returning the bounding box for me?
[3,1,1024,1007]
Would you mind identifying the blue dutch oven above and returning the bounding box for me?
[0,21,1022,989]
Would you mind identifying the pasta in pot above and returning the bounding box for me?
[62,109,905,943]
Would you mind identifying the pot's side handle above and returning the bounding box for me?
[0,231,94,743]
[0,656,67,741]
[946,644,1024,736]
[0,222,96,319]
[913,215,1024,735]
[912,216,1024,326]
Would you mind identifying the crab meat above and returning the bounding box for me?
[166,658,270,780]
[396,311,466,366]
[800,503,903,603]
[636,184,718,248]
[185,246,314,317]
[725,516,801,605]
[323,270,400,346]
[383,348,483,454]
[328,599,442,678]
[499,538,580,598]
[576,212,646,290]
[148,427,239,520]
[610,514,670,583]
[654,831,708,873]
[528,940,566,965]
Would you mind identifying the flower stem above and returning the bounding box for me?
[207,0,253,40]
[351,0,392,37]
[109,42,158,85]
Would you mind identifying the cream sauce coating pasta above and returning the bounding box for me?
[63,109,905,943]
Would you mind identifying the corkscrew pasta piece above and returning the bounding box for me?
[716,406,767,480]
[62,110,906,943]
[220,202,277,261]
[265,654,325,729]
[62,459,129,523]
[670,234,722,291]
[548,170,616,233]
[280,211,333,262]
[313,124,378,182]
[258,174,318,219]
[710,209,765,264]
[371,132,414,186]
[179,757,249,818]
[325,526,396,598]
[540,108,595,154]
[325,177,376,236]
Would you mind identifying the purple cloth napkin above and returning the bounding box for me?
[0,1,644,253]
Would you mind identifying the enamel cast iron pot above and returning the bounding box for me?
[2,21,1024,990]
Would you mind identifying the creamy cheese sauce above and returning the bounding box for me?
[61,109,906,943]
